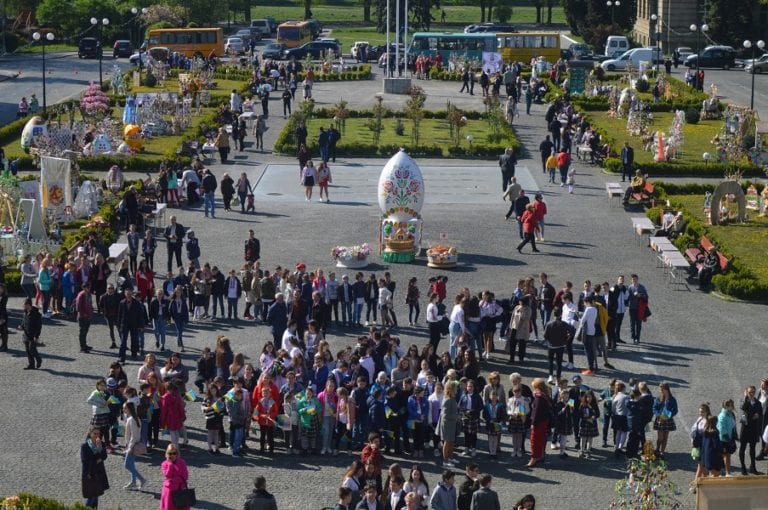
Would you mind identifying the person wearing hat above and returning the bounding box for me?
[21,297,42,369]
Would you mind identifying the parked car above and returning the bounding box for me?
[570,42,593,59]
[367,44,386,61]
[745,54,768,73]
[685,45,736,70]
[128,46,169,66]
[261,42,285,60]
[283,40,339,59]
[560,48,573,61]
[600,47,663,71]
[234,29,261,43]
[78,37,101,59]
[112,39,132,58]
[674,46,693,64]
[351,41,369,60]
[225,37,246,55]
[265,16,277,35]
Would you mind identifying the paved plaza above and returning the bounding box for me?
[0,69,764,510]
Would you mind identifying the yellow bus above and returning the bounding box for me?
[147,27,224,58]
[496,32,560,64]
[277,20,313,48]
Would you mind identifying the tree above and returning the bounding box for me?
[545,0,556,23]
[530,0,543,24]
[410,0,439,30]
[304,0,312,19]
[495,5,512,22]
[363,0,372,22]
[563,0,636,47]
[707,0,753,48]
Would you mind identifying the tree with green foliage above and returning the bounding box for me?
[304,0,312,19]
[411,0,439,30]
[706,0,754,48]
[495,4,512,22]
[562,0,636,49]
[544,0,556,23]
[530,0,543,23]
[404,86,426,146]
[37,0,121,41]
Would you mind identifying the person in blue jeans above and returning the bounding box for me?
[225,385,246,457]
[579,296,598,375]
[201,169,217,218]
[149,289,168,350]
[352,272,366,326]
[351,376,370,449]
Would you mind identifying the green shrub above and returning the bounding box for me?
[394,118,405,136]
[635,78,650,93]
[603,158,762,177]
[685,107,700,124]
[4,493,91,509]
[1,32,24,53]
[0,116,34,147]
[142,72,157,88]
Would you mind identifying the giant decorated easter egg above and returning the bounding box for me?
[377,148,424,219]
[91,134,113,155]
[20,116,48,154]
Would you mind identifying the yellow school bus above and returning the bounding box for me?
[147,27,224,58]
[496,31,561,63]
[277,20,313,49]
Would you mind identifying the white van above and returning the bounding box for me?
[604,36,629,58]
[250,19,271,38]
[600,47,662,71]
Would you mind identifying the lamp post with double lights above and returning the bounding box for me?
[650,14,662,69]
[606,0,620,24]
[131,7,148,72]
[32,30,55,111]
[689,23,708,74]
[743,39,765,110]
[90,16,110,87]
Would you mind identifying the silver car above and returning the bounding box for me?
[745,54,768,73]
[225,37,245,55]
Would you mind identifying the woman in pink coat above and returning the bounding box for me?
[160,382,186,446]
[160,444,190,510]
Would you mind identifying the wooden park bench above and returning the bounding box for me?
[684,235,730,275]
[630,182,655,205]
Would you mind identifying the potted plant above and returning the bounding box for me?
[331,243,371,268]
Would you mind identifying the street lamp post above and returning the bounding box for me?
[606,0,620,25]
[90,16,110,87]
[32,30,55,111]
[650,14,662,70]
[689,23,708,74]
[131,7,148,73]
[744,39,766,110]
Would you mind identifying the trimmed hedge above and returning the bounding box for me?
[603,158,763,177]
[0,116,34,147]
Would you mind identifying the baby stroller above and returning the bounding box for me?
[246,193,255,212]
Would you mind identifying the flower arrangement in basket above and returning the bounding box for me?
[331,243,371,268]
[426,244,458,268]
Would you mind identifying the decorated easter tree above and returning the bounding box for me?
[610,441,683,510]
[79,81,111,122]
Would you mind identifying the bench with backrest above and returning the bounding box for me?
[630,181,655,205]
[684,235,730,274]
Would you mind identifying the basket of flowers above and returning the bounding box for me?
[426,244,458,268]
[331,243,371,269]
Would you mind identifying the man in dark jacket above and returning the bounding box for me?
[457,464,480,510]
[538,272,556,331]
[267,294,288,345]
[317,127,330,163]
[164,216,186,273]
[512,190,530,240]
[99,284,121,349]
[544,308,574,384]
[21,298,42,369]
[202,169,218,218]
[621,141,635,182]
[75,282,94,353]
[498,147,517,191]
[328,125,341,162]
[210,266,226,319]
[117,289,144,363]
[539,135,554,173]
[242,475,278,510]
[245,230,261,263]
[470,474,500,510]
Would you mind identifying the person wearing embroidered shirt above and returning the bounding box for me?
[377,279,394,327]
[225,270,242,320]
[448,295,467,361]
[579,296,598,375]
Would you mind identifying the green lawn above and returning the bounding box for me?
[304,116,510,153]
[17,43,78,53]
[670,194,768,287]
[586,112,722,165]
[131,79,247,99]
[251,2,565,26]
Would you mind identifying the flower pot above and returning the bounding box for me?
[335,256,368,269]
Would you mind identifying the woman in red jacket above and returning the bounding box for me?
[528,377,552,467]
[135,259,155,301]
[160,381,186,447]
[251,372,280,411]
[516,204,540,254]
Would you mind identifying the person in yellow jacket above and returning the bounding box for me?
[546,150,558,184]
[592,284,614,370]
